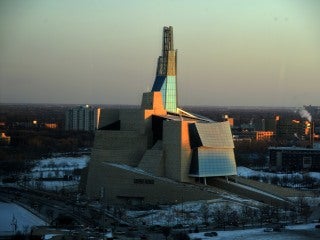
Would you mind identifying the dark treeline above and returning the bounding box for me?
[183,106,299,124]
[0,104,314,175]
[0,129,93,175]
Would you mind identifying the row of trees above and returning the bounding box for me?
[248,174,320,189]
[0,129,93,175]
[157,200,312,229]
[199,199,311,229]
[137,198,312,240]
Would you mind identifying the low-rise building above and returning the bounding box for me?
[269,146,320,172]
[0,132,10,145]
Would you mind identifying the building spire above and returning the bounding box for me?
[152,26,177,113]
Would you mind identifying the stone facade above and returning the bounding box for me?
[86,92,236,205]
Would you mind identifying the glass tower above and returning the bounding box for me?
[151,26,177,113]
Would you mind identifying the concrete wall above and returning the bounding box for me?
[180,121,193,183]
[92,163,220,205]
[230,176,314,198]
[163,121,193,183]
[163,121,182,181]
[120,109,142,132]
[141,92,165,111]
[92,130,148,166]
[86,92,198,204]
[86,129,149,196]
[208,178,287,207]
[98,109,119,129]
[138,148,164,176]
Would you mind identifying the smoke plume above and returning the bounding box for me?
[298,108,312,122]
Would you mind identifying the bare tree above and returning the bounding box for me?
[200,203,209,226]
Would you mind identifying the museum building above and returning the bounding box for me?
[85,27,237,205]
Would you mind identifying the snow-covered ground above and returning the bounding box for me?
[25,155,90,191]
[0,202,46,236]
[27,180,81,191]
[189,223,320,240]
[126,200,261,227]
[30,155,89,178]
[237,166,320,180]
[122,168,320,227]
[237,166,320,207]
[227,180,285,201]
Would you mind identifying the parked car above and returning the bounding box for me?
[264,228,273,232]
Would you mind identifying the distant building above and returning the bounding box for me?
[232,131,254,142]
[65,105,100,131]
[276,118,308,140]
[255,131,274,141]
[223,115,234,127]
[269,146,320,172]
[232,116,276,142]
[44,123,58,129]
[253,117,277,132]
[0,132,10,145]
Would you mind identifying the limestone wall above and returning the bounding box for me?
[180,121,193,183]
[90,163,220,205]
[138,149,164,176]
[208,177,287,207]
[230,176,315,198]
[120,109,142,131]
[94,130,145,149]
[163,121,182,181]
[163,120,193,183]
[98,109,119,129]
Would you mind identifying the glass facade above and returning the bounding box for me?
[151,75,177,113]
[189,148,237,177]
[165,76,177,112]
[189,122,237,177]
[151,27,177,113]
[152,76,166,91]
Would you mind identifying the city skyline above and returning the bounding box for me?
[0,0,320,107]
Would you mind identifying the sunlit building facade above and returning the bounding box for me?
[255,131,274,141]
[85,27,237,205]
[189,123,236,178]
[152,26,177,113]
[0,132,11,145]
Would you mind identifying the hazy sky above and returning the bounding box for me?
[0,0,319,106]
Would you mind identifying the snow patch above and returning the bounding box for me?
[0,202,46,236]
[237,167,320,180]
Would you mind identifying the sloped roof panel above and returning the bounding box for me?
[194,122,234,148]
